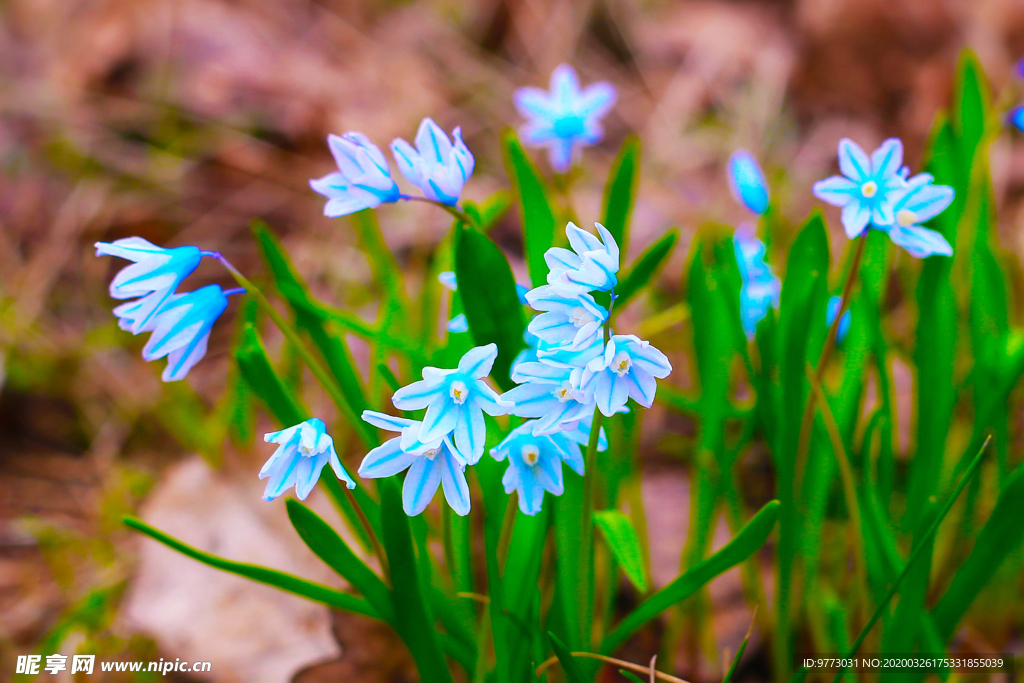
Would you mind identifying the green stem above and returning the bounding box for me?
[213,254,377,450]
[823,436,991,683]
[794,234,867,495]
[579,407,606,649]
[403,195,476,227]
[212,254,388,579]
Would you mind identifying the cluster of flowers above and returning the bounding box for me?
[310,64,617,218]
[729,137,954,341]
[812,138,954,258]
[94,239,243,381]
[358,222,670,516]
[310,118,475,217]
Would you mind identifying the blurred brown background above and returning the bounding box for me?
[2,0,1024,680]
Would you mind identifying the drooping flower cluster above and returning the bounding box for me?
[311,118,475,217]
[359,345,512,516]
[812,138,954,258]
[261,418,355,501]
[734,227,780,339]
[95,239,242,381]
[515,65,617,172]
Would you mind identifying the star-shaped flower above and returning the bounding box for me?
[884,174,954,258]
[260,418,355,501]
[580,335,672,416]
[515,64,616,172]
[490,421,582,515]
[359,411,470,516]
[812,138,908,238]
[391,344,512,463]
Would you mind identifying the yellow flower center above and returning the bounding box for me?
[896,209,917,227]
[555,382,574,402]
[450,381,468,405]
[423,446,442,460]
[613,352,631,376]
[521,445,540,466]
[861,180,878,198]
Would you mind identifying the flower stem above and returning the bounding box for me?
[210,252,376,449]
[209,253,389,577]
[342,483,390,584]
[793,234,867,492]
[579,407,605,647]
[401,195,476,227]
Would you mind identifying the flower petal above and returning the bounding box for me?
[457,344,498,378]
[402,456,442,516]
[870,138,903,177]
[439,453,471,516]
[812,176,859,207]
[358,437,417,478]
[837,138,871,182]
[841,202,871,238]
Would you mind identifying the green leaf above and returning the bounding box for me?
[601,500,779,654]
[464,190,513,233]
[235,322,306,426]
[455,224,526,390]
[377,478,454,683]
[285,500,393,622]
[932,461,1024,640]
[953,50,989,171]
[594,510,649,593]
[251,222,372,438]
[905,118,960,532]
[601,136,641,250]
[619,671,646,683]
[722,610,756,683]
[502,130,556,287]
[614,228,679,311]
[773,212,829,672]
[123,516,378,619]
[548,632,589,683]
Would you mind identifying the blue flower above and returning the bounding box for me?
[826,295,852,345]
[501,361,592,435]
[514,64,616,172]
[580,334,672,416]
[1010,106,1024,132]
[548,411,609,459]
[728,150,769,215]
[734,228,780,339]
[525,285,608,350]
[545,222,620,293]
[391,118,474,206]
[438,271,458,290]
[447,314,469,334]
[490,421,582,515]
[359,411,470,516]
[812,138,908,238]
[260,418,355,501]
[391,344,512,463]
[310,133,401,217]
[94,238,203,333]
[883,174,954,258]
[140,284,234,381]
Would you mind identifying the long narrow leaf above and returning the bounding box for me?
[123,516,378,619]
[601,500,779,654]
